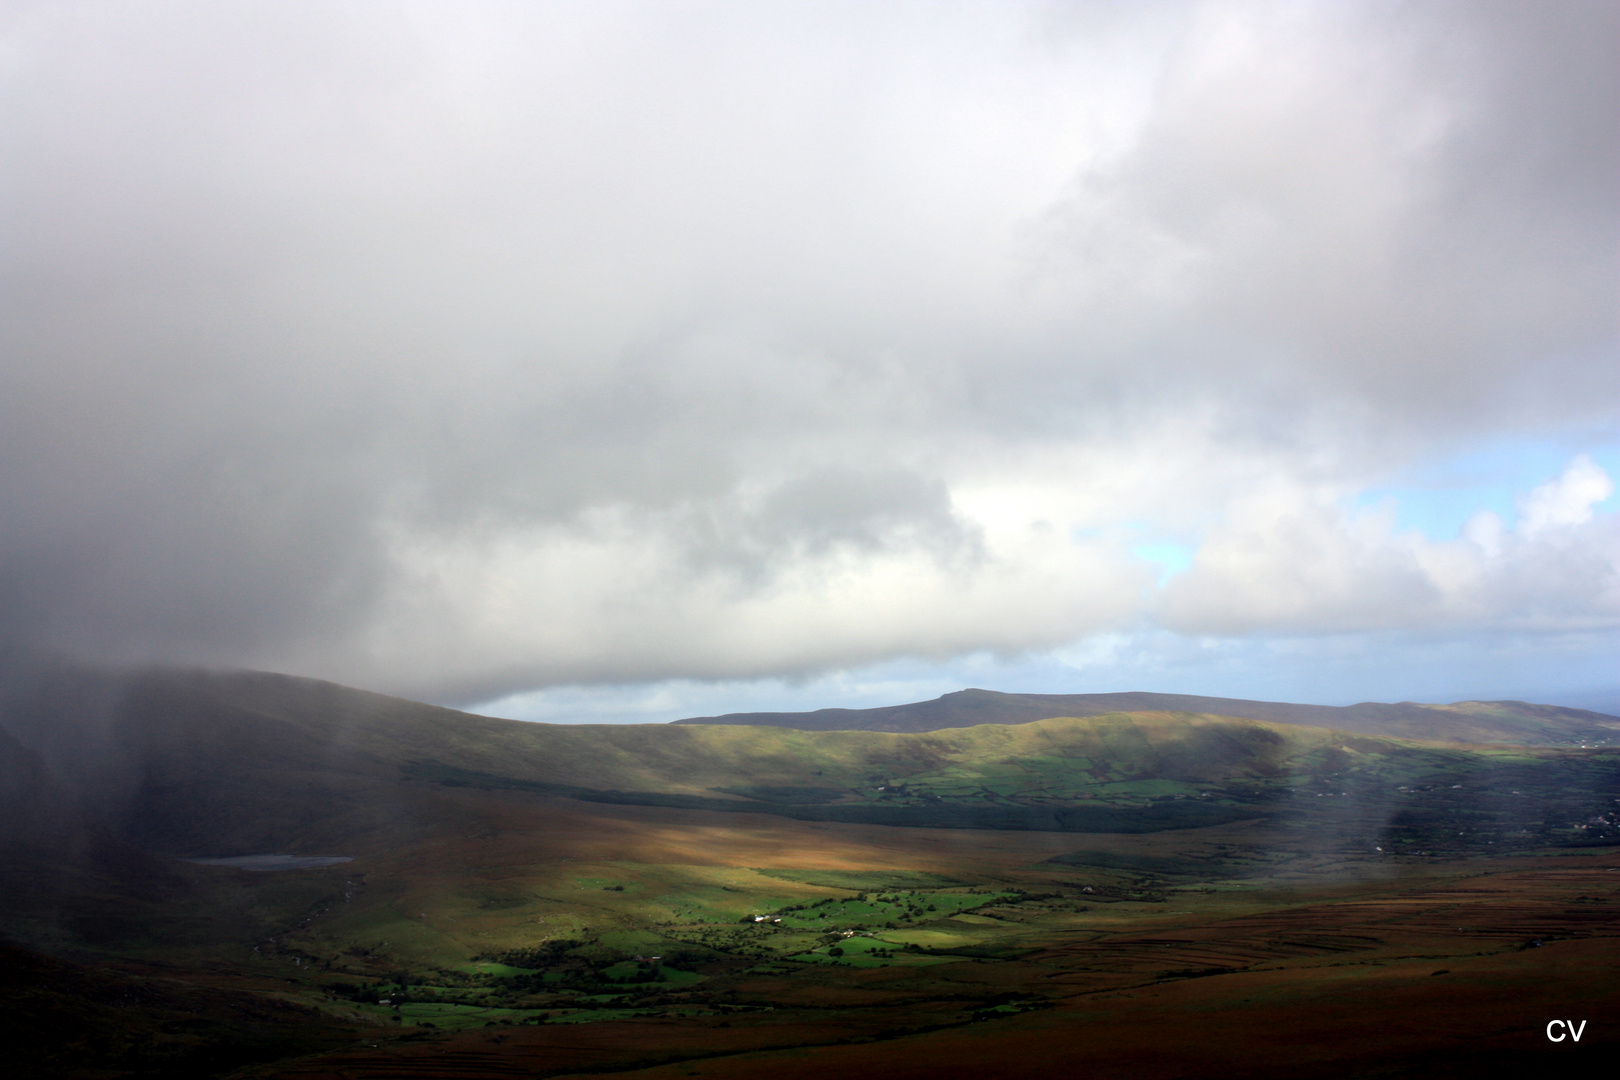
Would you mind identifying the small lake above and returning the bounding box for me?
[180,854,354,871]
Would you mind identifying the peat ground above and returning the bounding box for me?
[5,669,1617,1077]
[10,784,1616,1079]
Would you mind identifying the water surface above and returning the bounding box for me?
[181,854,353,871]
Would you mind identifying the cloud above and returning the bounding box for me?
[1517,455,1613,535]
[324,486,1152,702]
[1024,0,1618,418]
[0,1,1614,704]
[1161,457,1620,636]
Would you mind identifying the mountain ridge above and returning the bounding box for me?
[673,688,1620,744]
[5,666,1616,863]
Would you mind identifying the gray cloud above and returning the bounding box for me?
[0,1,1614,704]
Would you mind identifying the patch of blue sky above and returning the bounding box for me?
[1351,437,1619,540]
[1076,522,1197,587]
[1131,541,1194,585]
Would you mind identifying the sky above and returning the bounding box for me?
[2,0,1616,723]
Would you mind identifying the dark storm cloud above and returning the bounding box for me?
[0,1,1614,704]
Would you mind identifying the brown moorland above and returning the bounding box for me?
[241,793,1620,1080]
[2,666,1616,1078]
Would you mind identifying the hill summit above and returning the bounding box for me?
[673,688,1620,745]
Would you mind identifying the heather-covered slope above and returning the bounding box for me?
[674,688,1620,745]
[3,665,1618,1079]
[3,666,1616,860]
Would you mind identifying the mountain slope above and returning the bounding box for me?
[4,666,1616,865]
[4,663,1618,1080]
[673,688,1620,745]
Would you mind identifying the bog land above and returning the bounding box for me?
[2,668,1617,1078]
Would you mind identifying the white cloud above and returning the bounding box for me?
[1161,457,1619,637]
[0,1,1614,704]
[1517,455,1614,535]
[306,483,1153,701]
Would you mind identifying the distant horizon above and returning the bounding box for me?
[467,662,1620,726]
[669,686,1620,717]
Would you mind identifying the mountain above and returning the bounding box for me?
[2,666,1615,859]
[4,664,1619,1078]
[673,688,1620,745]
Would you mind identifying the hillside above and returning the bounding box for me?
[4,665,1619,1078]
[674,688,1620,745]
[3,665,1616,860]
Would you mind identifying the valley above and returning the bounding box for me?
[3,668,1618,1077]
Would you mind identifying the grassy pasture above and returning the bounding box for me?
[225,794,1620,1080]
